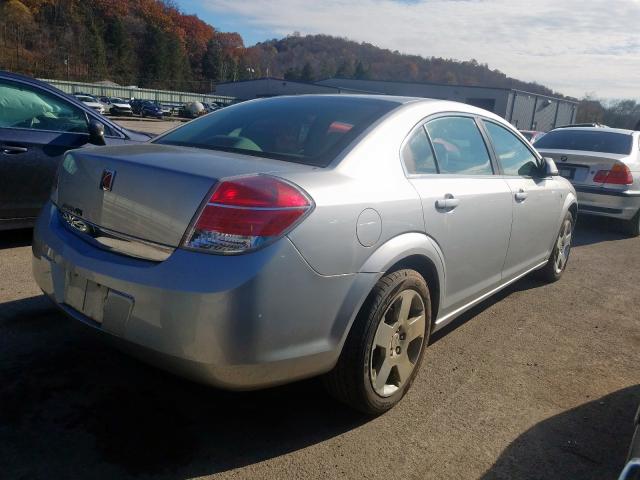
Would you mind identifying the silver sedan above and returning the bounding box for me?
[32,95,577,414]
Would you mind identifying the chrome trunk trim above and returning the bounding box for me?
[57,206,174,262]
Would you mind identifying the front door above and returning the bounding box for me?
[481,120,564,280]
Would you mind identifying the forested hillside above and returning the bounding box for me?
[248,34,559,96]
[1,0,562,95]
[0,0,244,92]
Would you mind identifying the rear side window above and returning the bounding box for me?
[156,96,400,167]
[402,127,438,174]
[0,79,88,134]
[534,129,633,155]
[484,121,539,176]
[425,117,493,175]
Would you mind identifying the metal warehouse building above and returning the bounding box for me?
[215,77,376,99]
[215,77,577,132]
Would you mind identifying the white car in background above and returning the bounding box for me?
[535,127,640,236]
[99,96,133,116]
[73,94,105,115]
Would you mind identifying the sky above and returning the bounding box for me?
[176,0,640,99]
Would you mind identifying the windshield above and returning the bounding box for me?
[111,98,126,103]
[534,129,633,154]
[155,96,399,166]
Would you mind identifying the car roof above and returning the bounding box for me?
[1,70,60,91]
[270,93,435,105]
[248,94,505,117]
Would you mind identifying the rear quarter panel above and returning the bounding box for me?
[284,103,439,277]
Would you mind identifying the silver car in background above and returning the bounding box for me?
[32,95,577,413]
[535,127,640,236]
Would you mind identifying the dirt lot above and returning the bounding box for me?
[1,216,639,480]
[115,117,186,136]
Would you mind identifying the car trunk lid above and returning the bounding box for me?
[537,149,630,185]
[55,143,316,248]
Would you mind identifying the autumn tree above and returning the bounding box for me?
[354,60,369,80]
[300,62,314,82]
[335,59,354,78]
[0,0,35,70]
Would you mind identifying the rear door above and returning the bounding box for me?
[481,119,564,280]
[406,115,513,317]
[0,78,126,222]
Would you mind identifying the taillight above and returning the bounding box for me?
[182,175,313,254]
[593,162,633,185]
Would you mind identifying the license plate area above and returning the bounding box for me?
[64,270,109,324]
[559,167,576,180]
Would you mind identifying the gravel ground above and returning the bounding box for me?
[0,216,638,479]
[115,117,187,136]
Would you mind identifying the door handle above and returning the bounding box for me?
[435,194,460,210]
[1,145,28,154]
[515,189,528,202]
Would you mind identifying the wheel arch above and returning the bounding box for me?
[568,201,578,220]
[329,232,445,364]
[385,254,441,323]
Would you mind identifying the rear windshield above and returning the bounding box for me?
[155,96,399,166]
[534,129,633,155]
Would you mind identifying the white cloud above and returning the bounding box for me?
[199,0,640,99]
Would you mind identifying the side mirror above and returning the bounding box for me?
[88,119,106,146]
[542,157,559,176]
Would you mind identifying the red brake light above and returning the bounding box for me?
[593,162,633,185]
[593,170,609,183]
[182,175,313,254]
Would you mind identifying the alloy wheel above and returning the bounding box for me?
[554,218,573,274]
[370,289,426,397]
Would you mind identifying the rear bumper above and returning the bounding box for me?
[32,202,374,389]
[575,186,640,220]
[110,107,132,116]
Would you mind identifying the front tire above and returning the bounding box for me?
[324,269,431,415]
[537,211,574,282]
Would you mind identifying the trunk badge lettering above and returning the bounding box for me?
[560,155,568,162]
[61,210,90,233]
[100,169,116,191]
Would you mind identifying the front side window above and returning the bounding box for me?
[484,121,539,176]
[0,80,88,133]
[156,96,400,167]
[402,127,438,174]
[425,116,493,175]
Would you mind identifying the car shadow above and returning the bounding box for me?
[480,385,639,479]
[0,295,369,479]
[0,228,33,250]
[573,215,632,247]
[430,273,548,345]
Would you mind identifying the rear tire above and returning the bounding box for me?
[537,211,574,283]
[323,269,431,415]
[623,210,640,237]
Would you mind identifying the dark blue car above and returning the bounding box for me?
[0,71,151,230]
[140,101,166,119]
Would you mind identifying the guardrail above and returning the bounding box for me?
[40,79,236,106]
